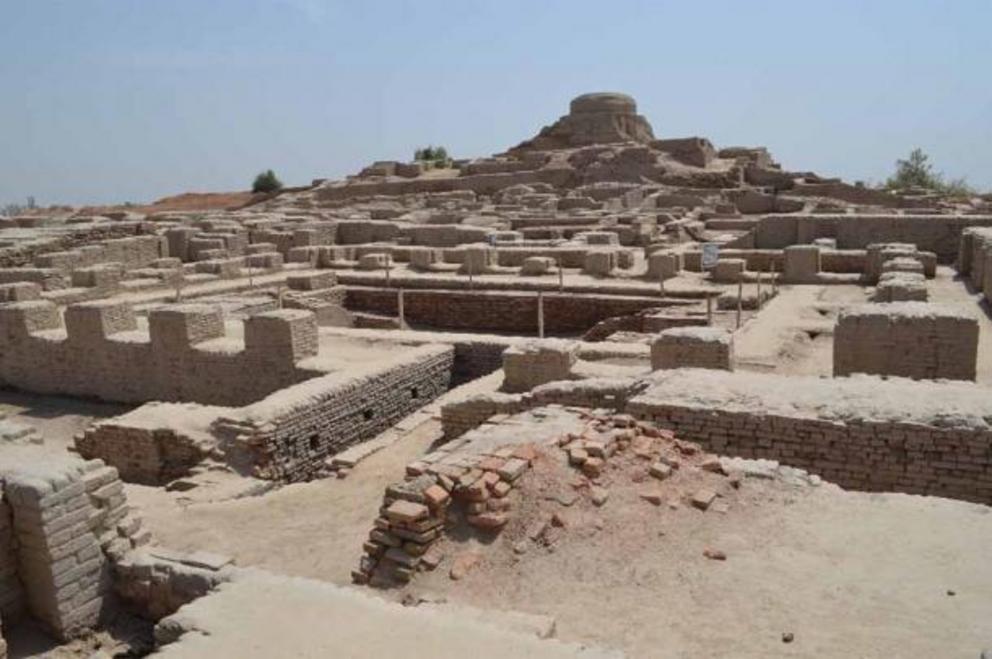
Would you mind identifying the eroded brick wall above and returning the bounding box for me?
[628,402,992,504]
[0,301,321,406]
[221,345,455,481]
[344,288,666,334]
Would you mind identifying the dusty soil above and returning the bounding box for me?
[0,390,131,453]
[732,267,992,383]
[133,414,992,659]
[75,190,267,216]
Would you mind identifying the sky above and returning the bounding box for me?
[1,0,990,206]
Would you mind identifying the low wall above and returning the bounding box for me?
[0,448,149,640]
[682,248,866,274]
[626,369,992,504]
[755,214,992,262]
[344,288,666,334]
[833,303,977,381]
[0,221,157,269]
[214,345,455,482]
[0,301,322,406]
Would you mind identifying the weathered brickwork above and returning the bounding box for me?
[834,303,977,381]
[0,451,148,641]
[651,327,733,371]
[344,288,668,334]
[0,301,322,406]
[502,340,579,393]
[216,345,455,482]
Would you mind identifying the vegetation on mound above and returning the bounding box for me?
[414,145,451,168]
[884,148,976,196]
[252,169,284,194]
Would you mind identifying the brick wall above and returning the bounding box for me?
[0,222,157,269]
[216,345,455,482]
[833,303,978,381]
[0,301,322,406]
[756,214,992,262]
[0,451,148,640]
[651,327,733,370]
[626,369,992,504]
[344,288,668,334]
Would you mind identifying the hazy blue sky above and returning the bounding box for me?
[2,0,990,206]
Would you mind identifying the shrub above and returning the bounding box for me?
[414,145,451,167]
[252,169,283,194]
[884,148,976,196]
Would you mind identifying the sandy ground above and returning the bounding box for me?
[733,267,992,383]
[133,414,992,659]
[0,390,130,453]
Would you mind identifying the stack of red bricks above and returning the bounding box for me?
[353,443,536,586]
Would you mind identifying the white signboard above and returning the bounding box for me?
[701,243,720,270]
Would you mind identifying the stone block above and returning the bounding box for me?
[64,300,137,342]
[148,304,225,352]
[502,339,579,392]
[651,327,733,371]
[646,252,682,280]
[834,303,977,381]
[244,309,318,364]
[286,272,337,291]
[712,259,746,282]
[782,245,821,283]
[582,249,617,277]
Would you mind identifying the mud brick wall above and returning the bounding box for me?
[76,425,209,486]
[682,248,866,274]
[441,393,529,440]
[502,340,579,392]
[450,341,510,385]
[115,548,232,621]
[651,328,733,371]
[0,301,323,406]
[344,288,667,334]
[756,214,992,262]
[0,221,156,269]
[34,235,166,272]
[628,403,992,505]
[219,345,455,482]
[834,303,977,381]
[0,496,21,623]
[0,454,150,640]
[957,227,992,304]
[0,268,67,291]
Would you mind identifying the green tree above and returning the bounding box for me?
[414,145,451,167]
[252,169,283,193]
[885,148,976,196]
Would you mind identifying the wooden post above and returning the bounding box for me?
[756,270,762,310]
[736,277,743,329]
[558,257,564,293]
[397,288,405,328]
[771,261,778,294]
[706,295,713,325]
[384,254,391,288]
[537,292,545,338]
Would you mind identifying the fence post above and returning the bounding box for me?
[537,292,545,338]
